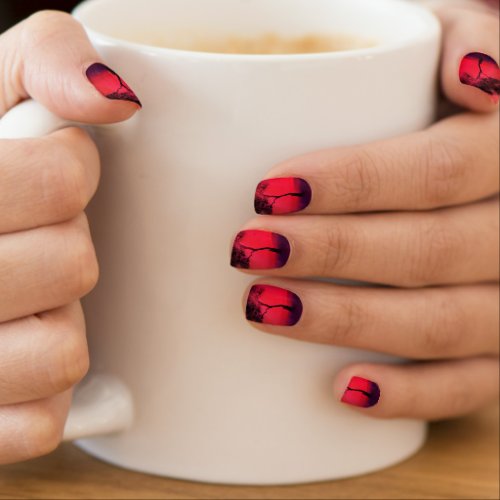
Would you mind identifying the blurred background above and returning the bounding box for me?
[1,0,498,34]
[0,0,80,32]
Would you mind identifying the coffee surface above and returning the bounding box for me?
[140,32,375,54]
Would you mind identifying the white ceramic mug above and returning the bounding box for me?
[0,0,441,485]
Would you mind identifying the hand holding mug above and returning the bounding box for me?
[0,11,141,464]
[232,4,499,419]
[0,1,497,482]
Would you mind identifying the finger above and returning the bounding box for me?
[243,281,499,359]
[231,197,499,287]
[254,112,499,215]
[332,357,499,420]
[0,214,99,323]
[0,390,72,464]
[0,10,141,121]
[435,7,500,109]
[0,127,100,234]
[0,302,88,406]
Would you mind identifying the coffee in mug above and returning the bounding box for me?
[135,32,376,54]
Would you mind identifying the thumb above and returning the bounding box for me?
[0,10,141,123]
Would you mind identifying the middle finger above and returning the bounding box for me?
[0,214,99,323]
[231,197,499,287]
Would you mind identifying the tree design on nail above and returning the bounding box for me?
[246,284,302,326]
[230,230,290,269]
[254,177,312,215]
[459,52,500,101]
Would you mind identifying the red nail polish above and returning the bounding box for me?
[231,230,290,269]
[341,376,380,408]
[255,177,312,215]
[86,63,142,107]
[246,284,302,326]
[459,52,500,101]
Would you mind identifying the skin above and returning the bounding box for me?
[0,4,498,463]
[0,11,140,464]
[238,4,499,420]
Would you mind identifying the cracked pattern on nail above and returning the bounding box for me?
[231,230,290,269]
[86,63,142,106]
[341,376,380,408]
[255,177,312,215]
[459,52,500,102]
[246,284,302,326]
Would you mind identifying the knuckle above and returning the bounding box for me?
[60,217,99,298]
[321,149,382,208]
[404,217,463,287]
[24,10,72,39]
[418,292,465,357]
[27,9,72,26]
[420,137,466,206]
[442,380,472,417]
[9,136,39,161]
[22,11,73,53]
[332,299,365,345]
[23,405,63,459]
[319,222,356,275]
[40,141,90,220]
[46,324,89,393]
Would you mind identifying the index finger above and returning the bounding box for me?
[0,127,100,233]
[255,111,499,215]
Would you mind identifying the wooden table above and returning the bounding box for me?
[0,402,498,499]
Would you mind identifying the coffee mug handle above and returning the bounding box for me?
[63,373,133,441]
[0,99,134,440]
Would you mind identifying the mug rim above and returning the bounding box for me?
[73,0,441,61]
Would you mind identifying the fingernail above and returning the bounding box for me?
[459,52,500,102]
[255,177,312,215]
[341,376,380,408]
[246,284,302,326]
[231,229,290,269]
[86,63,142,107]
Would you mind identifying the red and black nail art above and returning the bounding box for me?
[459,52,500,102]
[231,230,290,269]
[254,177,312,215]
[246,284,302,326]
[86,63,142,106]
[341,376,380,408]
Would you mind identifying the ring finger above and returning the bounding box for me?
[242,280,498,359]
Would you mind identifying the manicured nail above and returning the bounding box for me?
[246,284,302,326]
[254,177,312,215]
[341,376,380,408]
[231,229,290,269]
[86,63,142,107]
[459,52,500,102]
